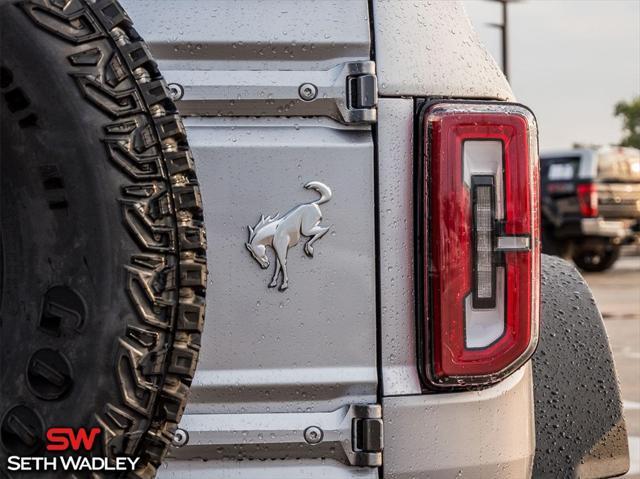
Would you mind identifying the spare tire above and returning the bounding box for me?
[0,1,207,477]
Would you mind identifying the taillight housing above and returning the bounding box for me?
[421,102,540,389]
[576,182,598,217]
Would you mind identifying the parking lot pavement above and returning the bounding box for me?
[582,254,640,477]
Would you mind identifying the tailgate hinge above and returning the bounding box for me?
[168,404,383,468]
[343,61,378,124]
[164,60,377,125]
[351,404,384,467]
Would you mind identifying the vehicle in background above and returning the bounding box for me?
[541,146,640,271]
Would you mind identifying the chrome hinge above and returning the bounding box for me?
[168,403,383,468]
[342,61,378,124]
[351,404,384,467]
[162,60,378,125]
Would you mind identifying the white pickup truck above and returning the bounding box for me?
[0,1,630,478]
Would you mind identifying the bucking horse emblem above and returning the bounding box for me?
[245,181,332,291]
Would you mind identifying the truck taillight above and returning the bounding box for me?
[576,183,598,217]
[422,102,540,388]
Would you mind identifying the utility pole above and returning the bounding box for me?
[500,0,508,80]
[487,0,520,82]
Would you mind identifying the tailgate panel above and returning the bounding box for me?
[598,183,640,219]
[186,117,377,414]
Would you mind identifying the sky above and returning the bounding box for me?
[463,0,640,151]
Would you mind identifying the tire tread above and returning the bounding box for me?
[18,1,207,476]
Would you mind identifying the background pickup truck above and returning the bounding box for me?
[541,146,640,271]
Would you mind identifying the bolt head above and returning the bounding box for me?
[168,83,184,101]
[303,425,323,445]
[172,428,189,447]
[298,83,318,101]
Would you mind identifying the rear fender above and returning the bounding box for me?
[533,254,629,477]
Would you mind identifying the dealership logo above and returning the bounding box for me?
[46,427,101,451]
[6,427,139,472]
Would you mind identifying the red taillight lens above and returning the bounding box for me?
[576,183,598,217]
[423,102,540,388]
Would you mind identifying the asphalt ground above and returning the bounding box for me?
[581,252,640,477]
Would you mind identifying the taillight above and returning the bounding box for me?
[576,183,598,217]
[421,102,540,388]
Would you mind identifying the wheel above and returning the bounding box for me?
[0,1,207,477]
[572,243,620,272]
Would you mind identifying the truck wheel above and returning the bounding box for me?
[0,1,206,477]
[572,244,620,272]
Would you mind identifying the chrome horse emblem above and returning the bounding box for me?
[246,181,332,291]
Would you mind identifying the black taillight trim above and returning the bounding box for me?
[471,175,498,310]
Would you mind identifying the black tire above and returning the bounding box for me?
[572,244,620,272]
[0,1,207,477]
